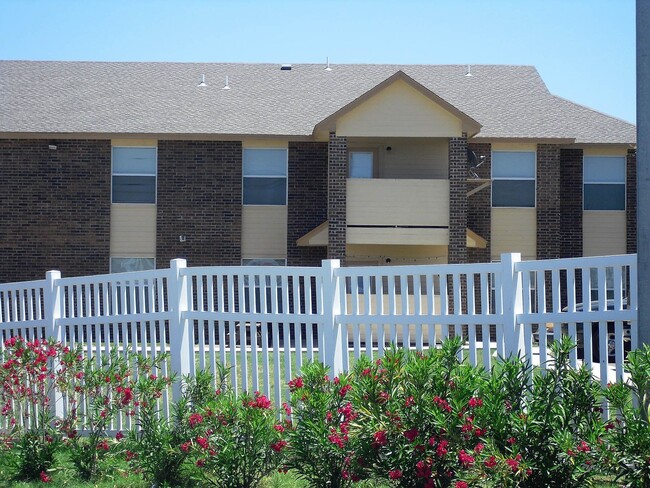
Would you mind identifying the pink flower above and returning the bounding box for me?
[274,424,285,433]
[403,428,419,442]
[180,441,191,452]
[196,459,205,467]
[458,449,475,467]
[339,384,352,397]
[415,460,432,478]
[189,413,204,427]
[271,440,287,452]
[484,455,497,469]
[288,377,304,391]
[436,439,449,457]
[115,431,124,441]
[373,430,388,448]
[40,471,52,483]
[388,469,402,480]
[455,482,468,488]
[468,397,483,408]
[196,436,209,449]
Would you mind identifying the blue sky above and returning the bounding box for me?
[0,0,636,123]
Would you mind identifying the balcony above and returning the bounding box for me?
[346,178,449,246]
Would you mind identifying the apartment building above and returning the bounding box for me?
[0,61,636,282]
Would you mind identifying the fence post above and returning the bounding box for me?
[321,259,343,375]
[168,258,190,402]
[501,253,524,358]
[44,270,64,419]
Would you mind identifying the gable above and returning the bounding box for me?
[335,79,464,138]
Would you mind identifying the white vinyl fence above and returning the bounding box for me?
[0,253,638,421]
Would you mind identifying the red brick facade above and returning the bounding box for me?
[156,141,242,267]
[287,142,328,266]
[536,144,561,261]
[467,143,491,263]
[0,139,111,281]
[448,135,468,264]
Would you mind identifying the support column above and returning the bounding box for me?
[560,148,583,259]
[627,148,637,254]
[328,132,347,263]
[448,134,468,264]
[536,144,561,261]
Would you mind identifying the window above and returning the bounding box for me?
[243,149,287,205]
[241,258,286,313]
[492,151,536,207]
[112,147,157,203]
[110,257,155,273]
[349,151,374,178]
[583,156,625,210]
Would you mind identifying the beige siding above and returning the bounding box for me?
[491,142,537,152]
[347,227,449,246]
[111,139,157,147]
[337,79,462,138]
[347,244,448,264]
[491,208,536,260]
[583,211,626,256]
[242,139,288,149]
[379,138,448,179]
[347,179,449,226]
[110,205,157,257]
[242,206,287,258]
[583,146,628,157]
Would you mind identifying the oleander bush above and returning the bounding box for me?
[1,334,650,487]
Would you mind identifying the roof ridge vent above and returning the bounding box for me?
[325,57,332,71]
[281,64,292,71]
[222,75,230,90]
[198,74,207,87]
[465,65,473,77]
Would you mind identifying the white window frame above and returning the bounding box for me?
[111,146,157,204]
[491,150,536,208]
[583,156,626,211]
[242,148,288,206]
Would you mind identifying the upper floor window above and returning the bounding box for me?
[583,156,625,210]
[112,147,157,203]
[491,151,536,207]
[243,149,287,205]
[349,151,374,178]
[110,257,155,273]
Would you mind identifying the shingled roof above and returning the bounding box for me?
[0,61,636,144]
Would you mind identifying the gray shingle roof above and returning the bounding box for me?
[0,61,636,144]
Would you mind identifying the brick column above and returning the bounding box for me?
[157,141,242,266]
[287,142,328,266]
[328,132,347,263]
[560,148,583,258]
[627,148,637,254]
[536,144,561,260]
[448,135,468,264]
[467,143,491,263]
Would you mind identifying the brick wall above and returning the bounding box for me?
[467,143,491,263]
[287,142,328,266]
[156,141,242,267]
[536,144,561,260]
[328,133,347,263]
[627,149,637,254]
[448,135,468,264]
[560,148,583,258]
[0,139,111,282]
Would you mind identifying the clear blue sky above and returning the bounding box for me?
[0,0,636,123]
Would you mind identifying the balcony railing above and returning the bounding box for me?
[346,178,449,245]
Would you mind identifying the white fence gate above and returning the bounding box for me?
[0,253,638,417]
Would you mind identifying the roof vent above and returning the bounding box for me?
[222,75,230,90]
[280,64,292,71]
[465,65,473,77]
[324,57,332,71]
[198,74,207,87]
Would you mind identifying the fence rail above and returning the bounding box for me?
[0,253,638,424]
